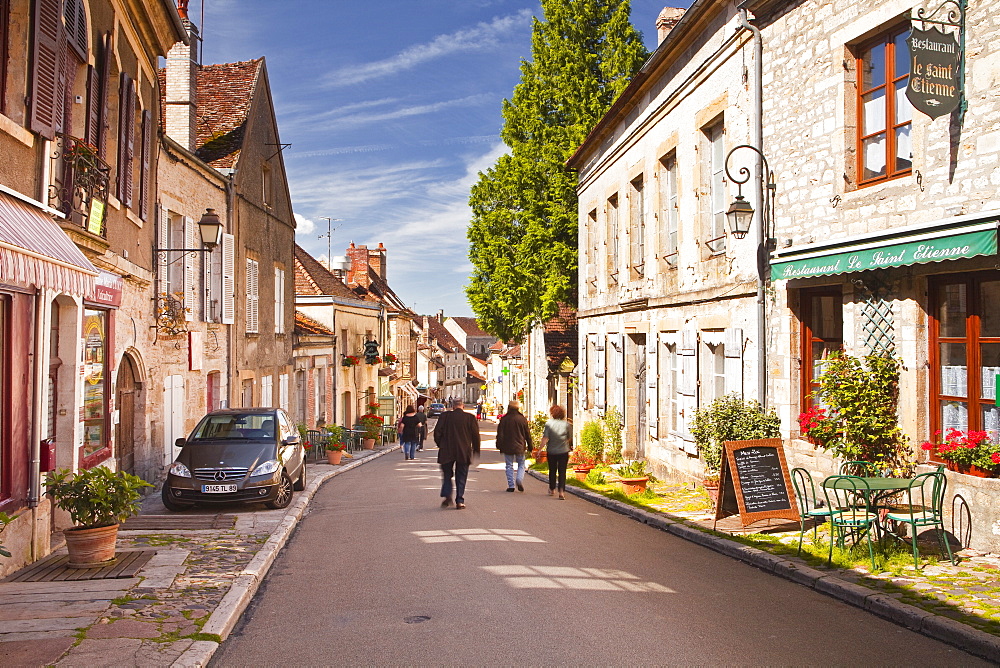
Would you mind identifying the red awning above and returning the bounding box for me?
[0,189,97,295]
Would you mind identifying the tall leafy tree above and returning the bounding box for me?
[467,0,648,341]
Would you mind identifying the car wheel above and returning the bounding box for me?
[293,462,306,491]
[161,485,194,512]
[265,471,293,509]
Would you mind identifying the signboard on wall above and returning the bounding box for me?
[906,26,961,118]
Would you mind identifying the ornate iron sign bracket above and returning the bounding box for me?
[908,0,966,118]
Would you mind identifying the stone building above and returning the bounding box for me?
[572,0,1000,551]
[524,305,578,420]
[0,0,185,576]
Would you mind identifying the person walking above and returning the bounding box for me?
[495,400,532,493]
[540,405,571,500]
[397,405,421,460]
[415,404,427,451]
[434,399,480,509]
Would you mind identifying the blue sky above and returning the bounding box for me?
[199,0,689,317]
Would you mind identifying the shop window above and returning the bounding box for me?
[855,27,912,186]
[82,308,109,464]
[800,288,843,411]
[930,274,1000,441]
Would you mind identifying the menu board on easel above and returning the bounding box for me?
[714,438,799,528]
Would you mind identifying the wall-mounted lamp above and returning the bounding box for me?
[724,145,776,240]
[156,208,224,266]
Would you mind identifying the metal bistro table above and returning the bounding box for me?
[347,429,367,452]
[822,475,916,540]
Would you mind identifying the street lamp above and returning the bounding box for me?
[156,208,224,265]
[724,144,775,240]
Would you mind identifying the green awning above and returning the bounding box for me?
[771,218,998,281]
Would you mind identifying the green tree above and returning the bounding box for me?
[467,0,648,341]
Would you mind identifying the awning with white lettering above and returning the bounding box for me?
[770,212,999,281]
[0,188,97,295]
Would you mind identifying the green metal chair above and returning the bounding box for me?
[839,460,877,477]
[791,468,836,555]
[823,475,878,572]
[885,471,955,568]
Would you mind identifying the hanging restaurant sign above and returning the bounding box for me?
[906,1,964,118]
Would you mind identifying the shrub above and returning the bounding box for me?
[528,412,548,450]
[602,405,624,463]
[579,420,606,463]
[691,395,780,476]
[46,467,151,529]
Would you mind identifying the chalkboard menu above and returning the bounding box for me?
[714,439,799,528]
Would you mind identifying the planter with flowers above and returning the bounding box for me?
[920,429,1000,478]
[342,355,361,367]
[382,352,397,365]
[569,450,597,481]
[323,424,349,464]
[614,460,650,494]
[359,412,382,449]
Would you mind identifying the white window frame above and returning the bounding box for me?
[660,154,679,266]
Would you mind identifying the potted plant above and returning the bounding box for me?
[359,412,382,449]
[615,460,650,494]
[383,352,398,365]
[528,412,548,463]
[920,429,1000,477]
[323,424,348,465]
[692,394,781,504]
[342,355,361,367]
[46,467,151,568]
[570,450,597,481]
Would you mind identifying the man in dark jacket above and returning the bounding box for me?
[434,399,481,509]
[495,400,532,492]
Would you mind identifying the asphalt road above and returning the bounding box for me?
[212,422,984,666]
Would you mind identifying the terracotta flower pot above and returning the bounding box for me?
[64,523,119,568]
[704,482,720,506]
[945,460,996,477]
[363,438,376,450]
[573,467,593,481]
[619,476,649,495]
[327,449,343,465]
[535,450,547,464]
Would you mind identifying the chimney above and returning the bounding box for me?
[165,2,199,151]
[368,243,387,281]
[346,242,371,288]
[437,309,444,322]
[656,7,686,45]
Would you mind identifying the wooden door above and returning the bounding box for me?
[116,356,136,474]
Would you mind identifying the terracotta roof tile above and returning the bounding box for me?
[447,316,491,338]
[294,245,363,301]
[425,316,465,354]
[295,311,334,336]
[544,305,578,368]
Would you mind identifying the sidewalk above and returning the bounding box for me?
[0,443,400,667]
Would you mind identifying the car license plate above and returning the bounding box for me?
[202,484,237,493]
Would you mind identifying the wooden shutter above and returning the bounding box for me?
[724,327,744,398]
[595,337,606,410]
[246,258,259,333]
[117,72,135,207]
[139,110,152,220]
[221,233,235,324]
[85,65,100,146]
[156,205,169,301]
[612,333,625,411]
[97,31,111,157]
[274,268,284,334]
[63,0,87,61]
[279,373,289,411]
[261,375,273,407]
[678,329,698,453]
[647,338,658,439]
[183,217,197,320]
[29,0,64,140]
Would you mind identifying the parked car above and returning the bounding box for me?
[427,402,446,417]
[162,408,306,512]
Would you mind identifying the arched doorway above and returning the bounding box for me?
[116,356,138,475]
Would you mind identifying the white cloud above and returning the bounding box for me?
[293,212,316,235]
[325,9,532,87]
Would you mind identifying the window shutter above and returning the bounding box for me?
[261,375,273,407]
[724,327,743,398]
[156,205,169,301]
[612,334,625,410]
[139,110,152,220]
[63,0,87,61]
[117,72,135,207]
[279,373,289,411]
[85,65,100,146]
[246,258,259,334]
[274,268,285,334]
[97,31,111,157]
[595,337,606,410]
[678,329,698,452]
[647,339,658,439]
[183,217,197,320]
[28,0,64,140]
[221,233,235,324]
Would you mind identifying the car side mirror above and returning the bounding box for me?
[283,435,300,446]
[175,437,186,448]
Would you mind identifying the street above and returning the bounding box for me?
[212,423,981,665]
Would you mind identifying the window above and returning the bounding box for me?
[139,110,152,220]
[930,274,1000,442]
[246,258,259,334]
[856,27,912,186]
[586,209,597,294]
[117,72,136,207]
[659,154,679,266]
[279,373,289,411]
[316,366,326,422]
[261,375,273,407]
[607,194,619,285]
[274,267,285,334]
[705,341,725,403]
[704,122,726,255]
[657,340,677,434]
[629,176,645,278]
[800,288,843,411]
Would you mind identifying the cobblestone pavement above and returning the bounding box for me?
[0,445,397,667]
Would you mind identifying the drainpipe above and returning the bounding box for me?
[28,288,53,560]
[738,3,768,409]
